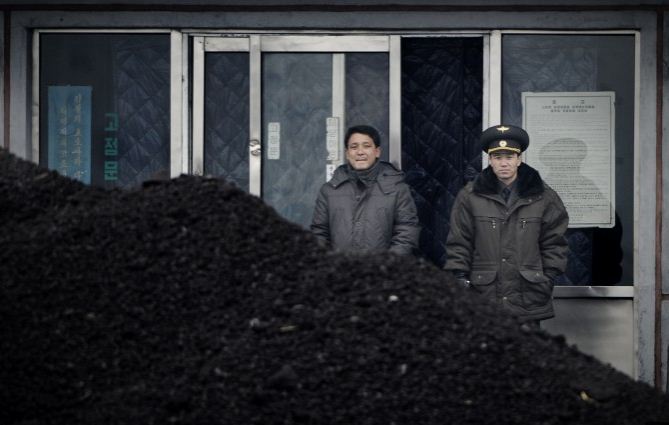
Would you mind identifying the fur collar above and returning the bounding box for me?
[473,163,544,198]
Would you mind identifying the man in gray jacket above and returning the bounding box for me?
[310,125,420,255]
[445,125,569,323]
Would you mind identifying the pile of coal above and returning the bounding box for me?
[1,148,668,425]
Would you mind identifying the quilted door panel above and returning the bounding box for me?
[204,52,250,191]
[402,37,483,267]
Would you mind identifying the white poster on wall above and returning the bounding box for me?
[522,92,615,228]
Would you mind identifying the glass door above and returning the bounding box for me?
[192,35,392,228]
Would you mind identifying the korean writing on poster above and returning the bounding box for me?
[522,92,616,228]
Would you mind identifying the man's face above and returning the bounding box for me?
[489,151,522,184]
[346,133,381,170]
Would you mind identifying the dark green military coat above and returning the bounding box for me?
[445,163,569,321]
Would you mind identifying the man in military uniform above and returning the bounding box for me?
[445,124,569,323]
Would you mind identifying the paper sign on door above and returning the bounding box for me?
[326,164,336,182]
[326,117,339,161]
[267,122,281,160]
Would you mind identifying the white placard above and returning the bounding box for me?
[326,163,337,182]
[522,92,615,228]
[326,117,340,161]
[267,122,281,160]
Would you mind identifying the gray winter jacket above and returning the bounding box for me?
[310,161,420,255]
[445,163,569,321]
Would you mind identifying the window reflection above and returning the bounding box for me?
[502,34,635,285]
[39,33,171,189]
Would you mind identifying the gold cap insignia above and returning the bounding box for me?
[497,126,510,133]
[499,140,507,147]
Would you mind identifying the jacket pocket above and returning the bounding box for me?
[473,216,501,259]
[518,216,542,226]
[519,269,553,308]
[518,216,542,237]
[475,216,499,230]
[518,216,542,266]
[469,270,497,299]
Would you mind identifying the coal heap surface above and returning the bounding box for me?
[1,148,668,425]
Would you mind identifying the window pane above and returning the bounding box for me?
[262,53,332,228]
[401,36,483,267]
[39,33,171,189]
[346,52,389,162]
[502,34,635,285]
[204,52,250,190]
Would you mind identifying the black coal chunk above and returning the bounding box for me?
[1,148,668,425]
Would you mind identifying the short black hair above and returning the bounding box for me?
[345,125,381,148]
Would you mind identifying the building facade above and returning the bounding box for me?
[2,0,669,388]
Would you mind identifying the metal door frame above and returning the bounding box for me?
[487,29,640,294]
[191,34,395,197]
[488,29,640,378]
[30,29,184,179]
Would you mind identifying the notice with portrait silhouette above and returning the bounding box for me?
[522,92,615,228]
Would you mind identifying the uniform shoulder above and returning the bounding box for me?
[541,181,560,197]
[460,181,475,193]
[541,181,566,204]
[450,182,475,204]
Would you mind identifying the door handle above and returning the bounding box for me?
[249,139,261,156]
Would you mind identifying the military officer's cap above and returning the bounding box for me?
[480,124,529,154]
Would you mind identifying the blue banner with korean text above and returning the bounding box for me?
[48,86,92,184]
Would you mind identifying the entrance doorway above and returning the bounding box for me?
[192,35,392,228]
[191,34,485,266]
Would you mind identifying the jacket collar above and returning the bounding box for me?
[329,161,403,194]
[329,165,350,188]
[473,162,544,198]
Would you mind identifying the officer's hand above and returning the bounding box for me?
[453,272,470,288]
[456,278,471,288]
